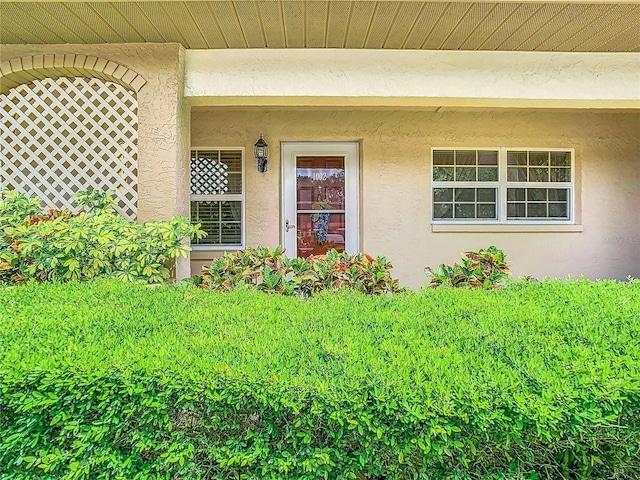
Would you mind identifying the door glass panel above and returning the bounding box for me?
[297,213,346,256]
[296,157,345,210]
[296,156,345,256]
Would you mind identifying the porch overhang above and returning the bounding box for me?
[185,49,640,109]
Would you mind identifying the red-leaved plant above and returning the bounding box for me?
[199,246,401,296]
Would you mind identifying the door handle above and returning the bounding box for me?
[285,220,296,232]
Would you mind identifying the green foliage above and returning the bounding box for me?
[0,190,41,222]
[0,190,205,284]
[1,279,639,479]
[74,189,117,213]
[426,246,511,289]
[200,246,401,296]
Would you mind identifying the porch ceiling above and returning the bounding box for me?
[1,1,639,52]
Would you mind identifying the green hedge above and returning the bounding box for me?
[1,280,639,479]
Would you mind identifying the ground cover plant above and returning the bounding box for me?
[0,190,204,284]
[198,246,401,296]
[1,279,638,479]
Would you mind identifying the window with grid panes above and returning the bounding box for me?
[190,149,244,246]
[432,148,573,223]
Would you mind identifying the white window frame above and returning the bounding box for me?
[190,147,245,251]
[431,147,575,225]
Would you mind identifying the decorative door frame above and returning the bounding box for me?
[281,142,359,257]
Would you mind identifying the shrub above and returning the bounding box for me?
[426,246,510,289]
[0,190,205,284]
[200,246,401,296]
[0,279,639,479]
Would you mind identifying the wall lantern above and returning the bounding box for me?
[254,134,268,173]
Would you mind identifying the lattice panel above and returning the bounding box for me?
[190,151,242,196]
[1,77,138,219]
[191,156,229,195]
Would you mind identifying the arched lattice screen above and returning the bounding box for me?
[0,77,138,219]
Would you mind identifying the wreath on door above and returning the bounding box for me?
[312,205,330,245]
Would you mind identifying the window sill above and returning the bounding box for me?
[431,224,583,233]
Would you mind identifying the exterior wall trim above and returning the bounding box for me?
[432,224,584,233]
[0,54,147,94]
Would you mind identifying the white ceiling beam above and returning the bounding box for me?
[185,49,640,109]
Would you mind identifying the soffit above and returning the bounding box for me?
[1,1,639,52]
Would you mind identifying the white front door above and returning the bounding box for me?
[282,142,359,258]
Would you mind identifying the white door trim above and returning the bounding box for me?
[281,142,360,257]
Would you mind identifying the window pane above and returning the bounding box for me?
[433,187,496,221]
[530,152,549,166]
[507,152,527,166]
[455,188,475,202]
[433,203,453,219]
[455,204,475,218]
[507,188,569,220]
[550,168,570,182]
[478,167,498,181]
[529,168,549,182]
[507,167,527,182]
[551,152,570,166]
[221,201,242,222]
[227,173,242,193]
[191,200,220,222]
[220,223,242,244]
[433,149,499,183]
[198,223,220,245]
[478,151,498,165]
[191,150,242,195]
[456,151,476,165]
[477,188,496,202]
[192,201,221,244]
[527,204,548,217]
[549,203,568,218]
[477,204,496,219]
[433,166,454,181]
[527,188,547,201]
[507,203,526,217]
[191,200,242,245]
[548,189,568,201]
[455,167,476,181]
[433,188,453,203]
[433,150,454,165]
[507,188,525,201]
[220,151,243,172]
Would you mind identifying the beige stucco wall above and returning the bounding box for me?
[191,108,640,289]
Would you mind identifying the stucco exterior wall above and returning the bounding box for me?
[1,43,188,224]
[191,109,640,289]
[2,43,638,287]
